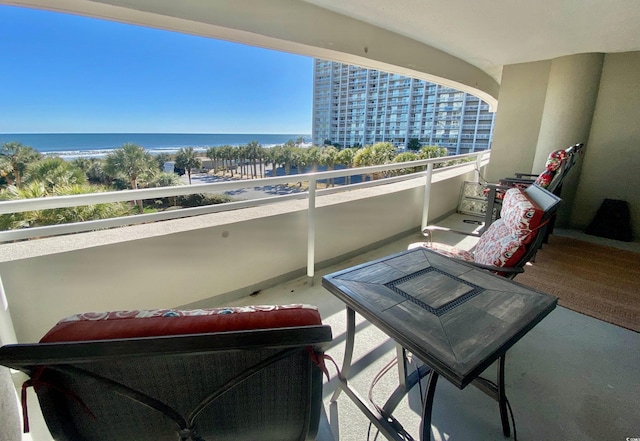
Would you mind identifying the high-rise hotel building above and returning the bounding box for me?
[312,60,496,154]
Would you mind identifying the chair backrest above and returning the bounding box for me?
[539,143,584,194]
[481,143,582,232]
[0,305,332,441]
[553,142,584,191]
[473,185,562,278]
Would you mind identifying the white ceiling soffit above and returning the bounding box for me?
[1,0,501,105]
[304,0,640,81]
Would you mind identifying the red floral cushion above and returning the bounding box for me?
[40,304,322,343]
[473,219,526,268]
[544,149,567,172]
[534,149,566,187]
[499,188,544,243]
[534,170,555,188]
[408,242,474,262]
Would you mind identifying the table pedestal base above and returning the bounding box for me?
[331,307,511,440]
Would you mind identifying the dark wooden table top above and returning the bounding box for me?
[322,248,558,389]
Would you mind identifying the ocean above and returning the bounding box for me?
[0,133,310,158]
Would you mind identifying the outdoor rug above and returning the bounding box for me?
[516,235,640,333]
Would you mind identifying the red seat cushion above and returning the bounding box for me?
[473,219,526,268]
[499,188,544,243]
[40,304,322,343]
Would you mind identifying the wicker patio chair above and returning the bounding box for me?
[0,305,333,441]
[409,184,562,279]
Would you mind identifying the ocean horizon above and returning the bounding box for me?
[0,133,311,158]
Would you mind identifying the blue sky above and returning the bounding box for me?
[0,5,313,134]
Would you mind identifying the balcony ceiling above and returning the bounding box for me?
[304,0,640,80]
[3,0,640,102]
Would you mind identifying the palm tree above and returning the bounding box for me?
[25,157,87,190]
[104,143,157,211]
[419,145,448,159]
[419,145,449,169]
[148,172,183,188]
[281,142,296,175]
[393,151,421,175]
[70,157,92,173]
[243,141,258,178]
[148,172,183,207]
[237,145,249,178]
[306,146,322,173]
[0,181,131,229]
[71,157,108,184]
[0,142,43,187]
[175,147,202,185]
[206,147,220,174]
[104,143,156,190]
[217,146,232,177]
[40,184,133,225]
[154,153,172,171]
[337,147,357,185]
[258,146,267,178]
[370,142,398,178]
[290,148,307,186]
[320,145,339,186]
[353,146,375,181]
[267,145,285,177]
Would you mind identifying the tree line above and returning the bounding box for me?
[0,139,458,231]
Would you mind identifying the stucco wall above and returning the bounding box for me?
[489,52,639,240]
[0,174,470,343]
[487,61,550,181]
[571,52,640,239]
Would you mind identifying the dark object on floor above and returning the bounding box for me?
[585,199,633,242]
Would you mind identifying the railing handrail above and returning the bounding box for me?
[0,151,488,215]
[0,151,490,244]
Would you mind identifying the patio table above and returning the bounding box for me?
[322,247,557,440]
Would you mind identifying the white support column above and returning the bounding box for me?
[307,178,317,279]
[421,163,434,230]
[0,276,17,345]
[533,53,604,172]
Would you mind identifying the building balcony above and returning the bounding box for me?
[2,0,640,438]
[1,153,637,440]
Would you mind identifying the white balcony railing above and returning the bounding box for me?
[0,151,489,278]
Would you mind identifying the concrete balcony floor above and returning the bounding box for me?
[223,220,640,441]
[18,215,640,441]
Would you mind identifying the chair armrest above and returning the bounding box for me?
[422,225,482,238]
[500,177,535,185]
[512,173,538,179]
[484,183,512,192]
[421,225,482,247]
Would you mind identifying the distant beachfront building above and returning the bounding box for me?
[312,60,496,154]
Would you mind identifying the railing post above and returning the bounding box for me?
[475,153,484,182]
[307,177,317,279]
[422,163,434,231]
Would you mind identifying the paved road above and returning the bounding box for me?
[180,172,303,200]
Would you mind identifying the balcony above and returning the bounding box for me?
[2,1,640,439]
[1,153,638,440]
